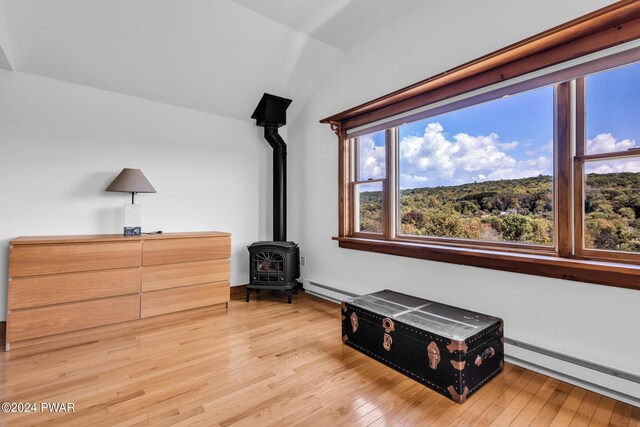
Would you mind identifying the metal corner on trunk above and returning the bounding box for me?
[447,385,470,403]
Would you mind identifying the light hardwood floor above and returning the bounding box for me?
[0,290,637,426]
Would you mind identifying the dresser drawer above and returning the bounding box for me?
[142,259,229,292]
[141,281,229,318]
[7,294,140,342]
[9,241,141,277]
[142,236,230,266]
[8,267,141,310]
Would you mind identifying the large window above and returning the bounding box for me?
[340,51,640,288]
[323,2,640,290]
[349,84,558,254]
[347,59,640,262]
[397,86,554,248]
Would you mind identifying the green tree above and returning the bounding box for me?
[501,214,534,241]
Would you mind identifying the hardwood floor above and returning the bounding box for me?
[0,290,637,426]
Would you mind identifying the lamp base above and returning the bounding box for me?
[124,227,141,236]
[124,204,142,236]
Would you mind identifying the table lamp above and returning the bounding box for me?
[106,168,156,235]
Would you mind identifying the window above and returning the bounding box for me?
[348,84,559,255]
[352,130,388,236]
[345,58,640,260]
[397,86,554,248]
[575,61,640,263]
[323,2,640,290]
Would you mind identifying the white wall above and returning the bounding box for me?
[0,0,14,70]
[0,69,272,321]
[288,0,640,399]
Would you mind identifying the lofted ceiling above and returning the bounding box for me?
[0,0,423,123]
[228,0,424,51]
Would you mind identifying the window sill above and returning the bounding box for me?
[333,236,640,291]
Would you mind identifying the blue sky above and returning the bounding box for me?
[587,61,640,144]
[358,61,640,189]
[399,85,553,162]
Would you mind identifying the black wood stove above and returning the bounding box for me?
[248,241,299,303]
[247,93,300,303]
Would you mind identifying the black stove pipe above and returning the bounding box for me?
[264,124,287,241]
[251,93,293,242]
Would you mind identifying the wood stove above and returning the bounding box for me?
[247,241,299,303]
[247,93,300,303]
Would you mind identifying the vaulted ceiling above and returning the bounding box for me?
[228,0,424,51]
[0,0,423,122]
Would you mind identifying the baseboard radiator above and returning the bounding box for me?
[305,280,640,406]
[305,281,359,302]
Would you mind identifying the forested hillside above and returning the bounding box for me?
[359,172,640,252]
[584,172,640,252]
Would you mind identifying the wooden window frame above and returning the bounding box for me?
[323,2,640,291]
[388,82,561,256]
[350,130,391,239]
[574,74,640,265]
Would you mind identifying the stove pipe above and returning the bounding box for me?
[251,93,292,242]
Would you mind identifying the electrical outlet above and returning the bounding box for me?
[301,256,306,266]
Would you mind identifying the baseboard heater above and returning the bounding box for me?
[505,338,639,406]
[306,280,640,405]
[505,338,640,384]
[305,281,359,302]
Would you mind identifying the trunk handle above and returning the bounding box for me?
[474,347,496,366]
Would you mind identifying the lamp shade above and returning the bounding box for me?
[106,168,156,194]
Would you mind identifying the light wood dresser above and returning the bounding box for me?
[6,231,230,351]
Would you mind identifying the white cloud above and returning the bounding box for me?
[586,159,640,174]
[584,134,640,175]
[498,141,519,150]
[587,133,636,154]
[525,140,552,157]
[399,173,429,188]
[358,134,386,180]
[361,125,639,189]
[398,122,551,188]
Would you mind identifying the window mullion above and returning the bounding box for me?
[575,78,586,157]
[573,78,586,258]
[387,127,397,240]
[555,82,573,258]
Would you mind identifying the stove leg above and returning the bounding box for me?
[286,289,293,304]
[256,289,261,294]
[245,288,251,302]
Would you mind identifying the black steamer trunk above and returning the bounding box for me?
[341,290,504,403]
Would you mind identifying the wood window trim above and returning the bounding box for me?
[573,71,640,266]
[333,235,640,291]
[350,131,390,238]
[574,153,640,265]
[323,2,640,291]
